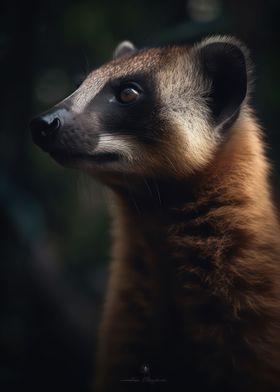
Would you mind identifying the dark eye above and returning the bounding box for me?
[117,86,140,104]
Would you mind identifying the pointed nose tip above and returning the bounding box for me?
[30,117,60,137]
[30,112,61,147]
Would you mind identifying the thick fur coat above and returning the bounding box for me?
[31,37,280,391]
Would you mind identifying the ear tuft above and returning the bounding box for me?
[193,36,250,131]
[113,41,136,59]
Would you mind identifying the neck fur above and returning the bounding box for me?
[113,116,274,221]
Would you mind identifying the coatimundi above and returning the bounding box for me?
[31,36,280,391]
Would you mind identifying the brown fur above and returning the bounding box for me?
[30,36,280,392]
[95,111,280,391]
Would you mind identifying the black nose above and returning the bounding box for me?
[30,110,61,147]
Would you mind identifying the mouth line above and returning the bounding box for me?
[49,150,120,164]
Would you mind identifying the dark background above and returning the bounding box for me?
[0,0,279,391]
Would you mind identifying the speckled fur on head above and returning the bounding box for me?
[37,36,250,182]
[70,47,162,114]
[68,44,215,177]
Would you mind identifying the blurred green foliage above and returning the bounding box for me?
[1,0,280,391]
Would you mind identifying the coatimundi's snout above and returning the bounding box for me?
[30,37,249,182]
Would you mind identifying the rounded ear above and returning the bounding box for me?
[113,41,136,59]
[193,36,250,131]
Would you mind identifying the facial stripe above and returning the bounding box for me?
[95,133,136,162]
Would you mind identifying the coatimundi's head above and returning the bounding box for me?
[30,36,250,185]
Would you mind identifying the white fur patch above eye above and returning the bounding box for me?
[70,81,105,115]
[94,133,136,161]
